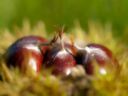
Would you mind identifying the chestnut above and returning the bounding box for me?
[5,36,48,74]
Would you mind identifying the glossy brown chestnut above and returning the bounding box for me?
[74,43,119,75]
[44,43,76,76]
[5,36,48,73]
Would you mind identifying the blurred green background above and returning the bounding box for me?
[0,0,128,34]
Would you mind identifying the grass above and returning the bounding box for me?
[0,21,127,96]
[1,0,128,33]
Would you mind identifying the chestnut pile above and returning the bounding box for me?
[4,30,119,77]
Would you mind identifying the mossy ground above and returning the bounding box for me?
[0,21,127,96]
